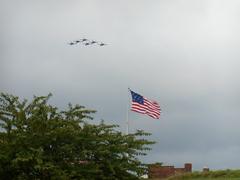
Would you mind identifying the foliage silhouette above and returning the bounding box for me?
[0,92,154,179]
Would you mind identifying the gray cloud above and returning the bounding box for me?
[1,0,240,170]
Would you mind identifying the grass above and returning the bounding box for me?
[165,169,240,180]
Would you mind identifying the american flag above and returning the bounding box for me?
[130,90,161,119]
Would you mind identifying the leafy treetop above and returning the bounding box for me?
[0,92,155,180]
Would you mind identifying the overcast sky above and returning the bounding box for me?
[1,0,240,170]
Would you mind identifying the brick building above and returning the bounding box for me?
[148,163,192,179]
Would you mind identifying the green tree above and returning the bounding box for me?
[0,92,154,179]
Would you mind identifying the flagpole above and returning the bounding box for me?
[126,88,130,135]
[126,105,129,135]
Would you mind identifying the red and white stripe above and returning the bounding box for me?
[131,98,160,119]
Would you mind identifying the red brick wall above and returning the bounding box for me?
[184,163,192,172]
[174,168,185,174]
[148,163,192,179]
[149,165,175,178]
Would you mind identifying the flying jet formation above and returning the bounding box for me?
[84,42,90,46]
[98,42,107,46]
[68,38,107,47]
[90,40,97,44]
